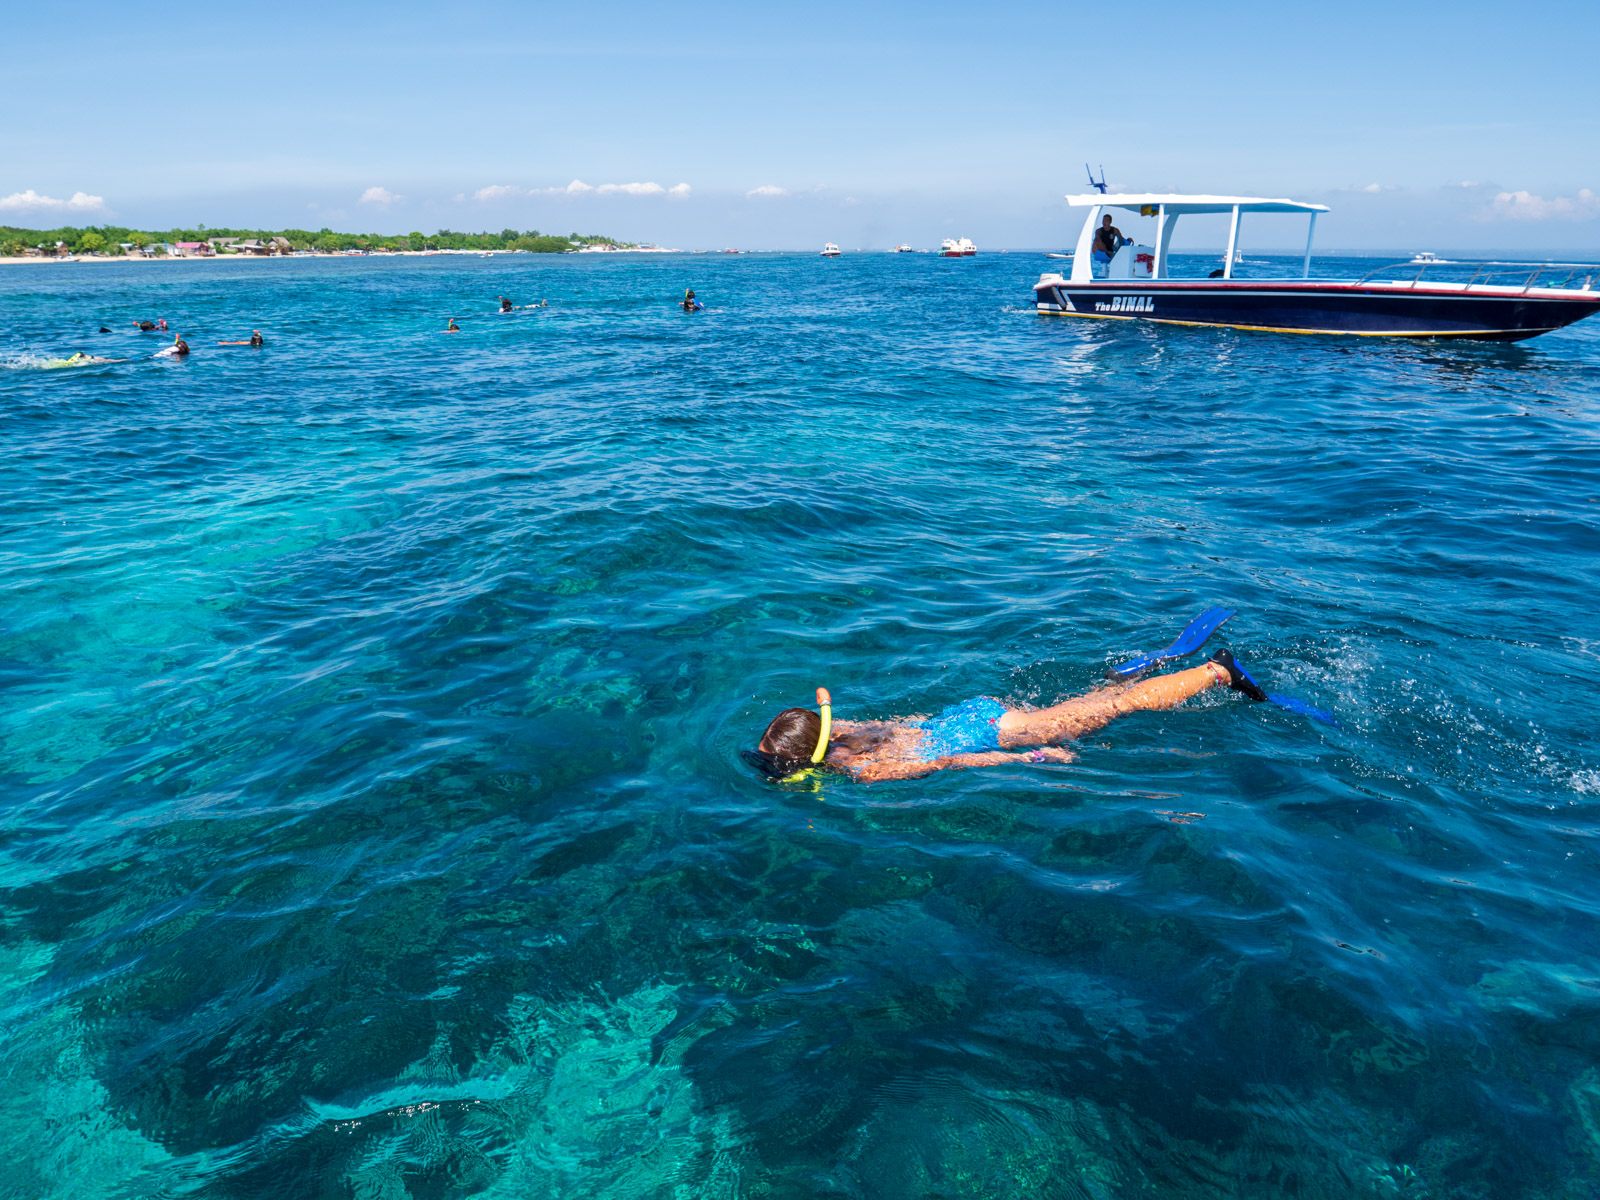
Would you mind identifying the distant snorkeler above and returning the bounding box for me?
[172,334,190,356]
[446,317,461,332]
[682,288,703,312]
[44,352,124,368]
[746,611,1292,784]
[498,295,514,312]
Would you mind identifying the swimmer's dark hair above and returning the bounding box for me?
[747,706,821,778]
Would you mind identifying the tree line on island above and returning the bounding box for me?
[2,225,635,257]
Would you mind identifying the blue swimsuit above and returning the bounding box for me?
[911,697,1008,761]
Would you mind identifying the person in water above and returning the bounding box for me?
[499,296,514,312]
[749,649,1267,784]
[136,320,156,331]
[158,318,168,332]
[249,329,263,346]
[446,317,461,333]
[172,334,190,357]
[682,289,702,312]
[1092,214,1125,274]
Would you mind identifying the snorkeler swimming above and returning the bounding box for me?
[746,614,1304,784]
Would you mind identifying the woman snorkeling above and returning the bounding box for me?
[748,644,1270,785]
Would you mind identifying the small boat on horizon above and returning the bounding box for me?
[1034,190,1600,341]
[1410,251,1456,265]
[892,244,914,253]
[821,242,841,257]
[939,237,977,258]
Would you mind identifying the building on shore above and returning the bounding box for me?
[224,236,296,256]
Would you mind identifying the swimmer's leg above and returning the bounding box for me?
[997,662,1226,747]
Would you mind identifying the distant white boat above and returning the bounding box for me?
[939,237,977,258]
[1410,251,1456,265]
[1046,251,1074,260]
[821,242,841,257]
[892,243,914,253]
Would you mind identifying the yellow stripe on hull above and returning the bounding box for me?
[1033,308,1530,338]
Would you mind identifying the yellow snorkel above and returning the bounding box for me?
[778,687,831,783]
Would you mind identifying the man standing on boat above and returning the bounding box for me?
[1092,214,1126,276]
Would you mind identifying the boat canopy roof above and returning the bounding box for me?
[1065,193,1329,215]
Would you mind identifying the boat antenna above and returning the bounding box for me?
[1086,163,1108,194]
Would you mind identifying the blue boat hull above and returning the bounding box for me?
[1033,279,1600,340]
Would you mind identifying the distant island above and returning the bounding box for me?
[0,224,640,259]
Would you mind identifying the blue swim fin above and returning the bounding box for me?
[1212,648,1342,728]
[1109,606,1235,680]
[1265,692,1341,728]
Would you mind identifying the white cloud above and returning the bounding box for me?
[746,184,788,199]
[0,189,107,213]
[359,186,401,206]
[465,179,689,200]
[1485,188,1600,222]
[1359,182,1396,194]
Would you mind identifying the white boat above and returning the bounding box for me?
[892,244,914,253]
[1033,191,1600,340]
[820,242,841,257]
[939,237,976,258]
[1410,251,1455,265]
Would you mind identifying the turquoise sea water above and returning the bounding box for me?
[2,252,1599,1199]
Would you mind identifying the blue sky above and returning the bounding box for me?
[4,0,1597,250]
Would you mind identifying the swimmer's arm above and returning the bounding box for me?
[852,747,1074,783]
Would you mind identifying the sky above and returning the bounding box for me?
[3,0,1597,251]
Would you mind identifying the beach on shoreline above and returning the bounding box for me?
[0,249,530,267]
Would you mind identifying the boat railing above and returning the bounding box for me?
[1351,260,1600,293]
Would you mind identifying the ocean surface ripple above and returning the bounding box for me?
[3,253,1599,1198]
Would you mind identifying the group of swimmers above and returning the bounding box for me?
[444,296,551,332]
[443,291,702,331]
[46,320,264,365]
[134,320,262,358]
[62,286,699,361]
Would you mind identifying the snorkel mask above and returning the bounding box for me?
[743,687,831,783]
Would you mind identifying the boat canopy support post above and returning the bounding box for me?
[1302,212,1318,278]
[1154,206,1175,280]
[1224,205,1241,280]
[1070,204,1102,283]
